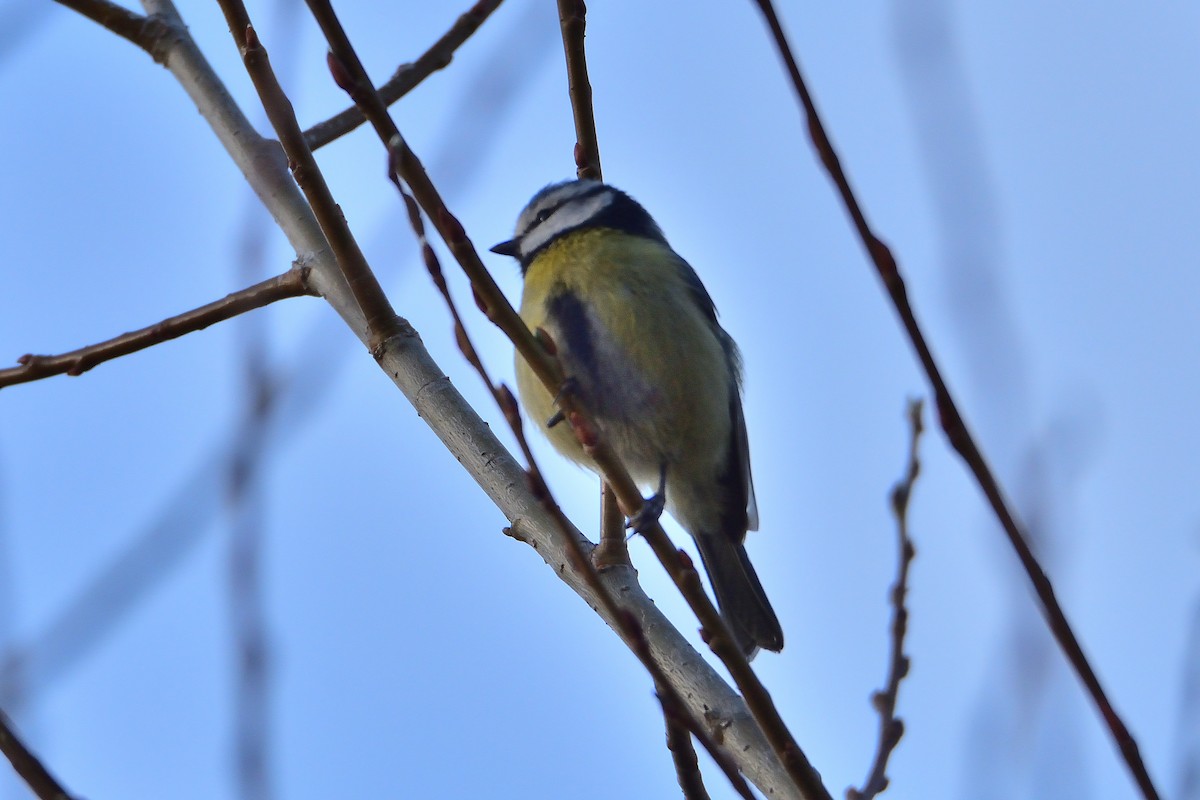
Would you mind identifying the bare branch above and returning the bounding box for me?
[849,400,922,800]
[0,710,76,800]
[555,0,601,180]
[0,268,314,389]
[303,0,503,151]
[748,3,1160,798]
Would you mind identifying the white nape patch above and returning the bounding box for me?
[516,183,614,260]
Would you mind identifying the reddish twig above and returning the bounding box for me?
[849,400,922,800]
[749,3,1160,799]
[303,0,504,151]
[0,268,314,389]
[0,710,75,800]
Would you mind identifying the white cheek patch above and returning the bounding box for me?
[519,189,615,259]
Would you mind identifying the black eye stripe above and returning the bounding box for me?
[522,183,610,236]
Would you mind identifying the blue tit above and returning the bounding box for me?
[491,179,783,657]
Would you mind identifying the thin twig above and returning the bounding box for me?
[748,3,1160,799]
[313,3,827,795]
[555,0,601,180]
[0,268,314,389]
[849,400,922,800]
[0,710,75,800]
[303,0,503,150]
[593,483,629,569]
[214,7,396,351]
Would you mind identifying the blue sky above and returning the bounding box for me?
[1,1,1198,799]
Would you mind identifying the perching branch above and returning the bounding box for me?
[0,711,76,800]
[849,400,922,800]
[0,268,315,389]
[748,3,1160,799]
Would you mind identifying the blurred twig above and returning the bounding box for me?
[0,711,75,800]
[1177,587,1200,800]
[303,0,503,150]
[0,269,315,389]
[749,3,1159,798]
[849,400,922,800]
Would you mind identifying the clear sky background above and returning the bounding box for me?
[1,1,1198,799]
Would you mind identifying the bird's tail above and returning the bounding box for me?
[693,532,783,658]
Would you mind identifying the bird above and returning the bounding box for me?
[491,179,783,658]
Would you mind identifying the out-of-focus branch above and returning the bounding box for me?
[0,711,75,800]
[0,268,314,389]
[748,3,1160,799]
[849,400,922,800]
[303,0,503,151]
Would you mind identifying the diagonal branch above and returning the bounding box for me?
[0,710,76,800]
[0,267,315,389]
[748,3,1160,799]
[214,7,396,349]
[303,0,504,151]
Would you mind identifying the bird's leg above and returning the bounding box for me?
[545,376,580,428]
[627,463,667,536]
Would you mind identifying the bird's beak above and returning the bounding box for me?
[490,239,520,258]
